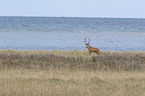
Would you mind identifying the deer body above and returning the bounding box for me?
[85,38,100,55]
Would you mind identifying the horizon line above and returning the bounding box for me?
[0,15,145,19]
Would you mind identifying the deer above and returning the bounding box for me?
[84,37,100,55]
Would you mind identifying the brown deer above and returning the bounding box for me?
[84,38,100,55]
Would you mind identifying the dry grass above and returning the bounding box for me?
[0,50,145,71]
[0,50,145,96]
[0,69,145,96]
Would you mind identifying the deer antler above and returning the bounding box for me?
[84,37,90,44]
[84,37,87,44]
[88,38,90,44]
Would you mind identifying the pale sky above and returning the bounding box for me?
[0,0,145,18]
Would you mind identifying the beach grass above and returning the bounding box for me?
[0,49,145,96]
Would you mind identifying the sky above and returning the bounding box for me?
[0,0,145,18]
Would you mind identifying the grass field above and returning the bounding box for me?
[0,69,145,96]
[0,50,145,96]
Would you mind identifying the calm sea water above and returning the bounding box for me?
[0,17,145,51]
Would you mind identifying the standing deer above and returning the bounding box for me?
[84,38,100,55]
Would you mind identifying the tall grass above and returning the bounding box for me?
[0,50,145,96]
[0,50,145,71]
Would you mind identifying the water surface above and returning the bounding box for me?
[0,17,144,51]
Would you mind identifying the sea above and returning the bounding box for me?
[0,16,145,51]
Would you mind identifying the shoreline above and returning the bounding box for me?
[0,49,145,54]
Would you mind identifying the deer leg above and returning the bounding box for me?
[89,51,91,55]
[97,51,100,55]
[95,51,100,55]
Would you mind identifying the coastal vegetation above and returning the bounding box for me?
[0,50,145,96]
[0,49,144,71]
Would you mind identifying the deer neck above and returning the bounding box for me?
[86,44,91,50]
